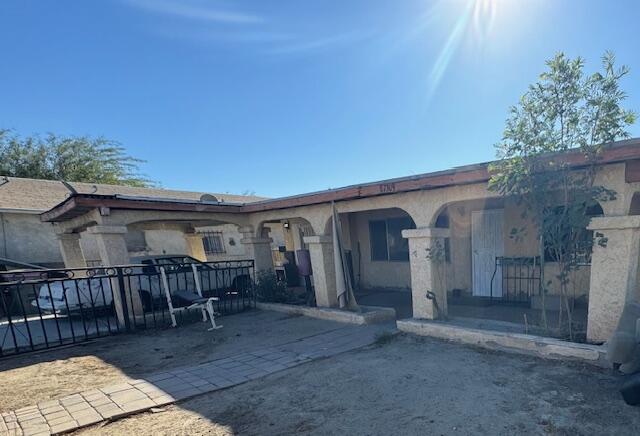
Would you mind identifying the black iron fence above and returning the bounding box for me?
[0,259,255,357]
[490,256,541,305]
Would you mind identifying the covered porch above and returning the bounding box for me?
[39,145,640,345]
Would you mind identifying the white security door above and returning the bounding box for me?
[471,209,504,297]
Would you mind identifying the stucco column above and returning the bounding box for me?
[87,225,140,328]
[402,227,450,320]
[184,232,207,262]
[56,232,87,268]
[88,225,131,266]
[586,216,640,343]
[303,235,338,308]
[239,227,274,274]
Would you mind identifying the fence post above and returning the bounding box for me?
[113,267,131,331]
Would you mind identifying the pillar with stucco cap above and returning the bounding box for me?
[402,227,450,320]
[587,216,640,343]
[303,235,338,308]
[56,232,87,268]
[86,225,140,327]
[184,232,207,262]
[87,225,131,266]
[239,226,274,274]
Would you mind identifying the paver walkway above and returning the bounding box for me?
[1,322,392,435]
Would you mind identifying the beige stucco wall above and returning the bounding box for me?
[0,212,62,267]
[195,223,247,261]
[429,197,592,298]
[348,208,413,290]
[143,229,190,256]
[0,212,149,267]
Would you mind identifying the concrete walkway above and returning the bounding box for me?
[1,322,392,435]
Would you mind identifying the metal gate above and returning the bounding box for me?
[0,259,255,357]
[490,256,541,305]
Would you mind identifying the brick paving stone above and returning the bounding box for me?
[14,412,42,422]
[136,382,164,395]
[143,389,170,400]
[14,408,39,418]
[72,411,102,427]
[49,420,78,434]
[167,387,201,401]
[39,405,64,416]
[36,400,60,409]
[153,378,185,390]
[21,425,49,436]
[94,403,124,420]
[80,389,106,400]
[108,389,149,407]
[188,379,211,388]
[119,398,156,414]
[100,383,133,395]
[145,372,173,382]
[65,401,93,413]
[43,410,71,421]
[152,395,175,407]
[87,396,114,408]
[45,414,75,426]
[0,415,8,433]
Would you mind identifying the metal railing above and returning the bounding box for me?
[490,256,541,305]
[0,259,255,357]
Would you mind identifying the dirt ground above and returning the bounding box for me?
[77,334,638,436]
[0,310,344,412]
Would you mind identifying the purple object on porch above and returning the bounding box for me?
[296,249,312,276]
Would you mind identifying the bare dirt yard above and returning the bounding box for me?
[0,310,344,412]
[77,334,639,436]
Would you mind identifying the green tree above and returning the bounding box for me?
[0,130,153,187]
[489,52,636,339]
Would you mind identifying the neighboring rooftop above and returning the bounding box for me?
[0,177,266,213]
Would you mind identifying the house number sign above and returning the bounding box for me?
[379,183,396,193]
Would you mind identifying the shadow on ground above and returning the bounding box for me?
[0,309,349,412]
[78,334,638,436]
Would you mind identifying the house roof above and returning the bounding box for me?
[40,138,640,223]
[0,177,266,213]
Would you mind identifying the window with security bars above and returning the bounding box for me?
[202,231,226,254]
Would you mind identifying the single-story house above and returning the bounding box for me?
[5,139,640,344]
[0,177,273,267]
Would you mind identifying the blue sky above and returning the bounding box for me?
[1,0,639,198]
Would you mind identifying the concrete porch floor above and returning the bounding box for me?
[355,288,588,338]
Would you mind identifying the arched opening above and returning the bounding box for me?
[122,218,247,263]
[629,192,640,215]
[325,207,416,317]
[437,196,603,336]
[255,218,316,304]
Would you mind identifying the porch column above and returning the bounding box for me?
[87,225,130,266]
[87,225,139,327]
[56,232,87,268]
[239,227,274,273]
[586,216,640,343]
[303,235,338,308]
[184,232,207,262]
[402,227,450,320]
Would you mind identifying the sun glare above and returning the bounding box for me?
[472,0,498,41]
[425,0,507,100]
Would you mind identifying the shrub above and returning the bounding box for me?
[255,270,290,303]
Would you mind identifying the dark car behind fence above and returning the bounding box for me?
[0,259,255,357]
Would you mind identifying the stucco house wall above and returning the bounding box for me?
[196,223,247,261]
[438,197,592,298]
[0,212,62,267]
[348,208,413,290]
